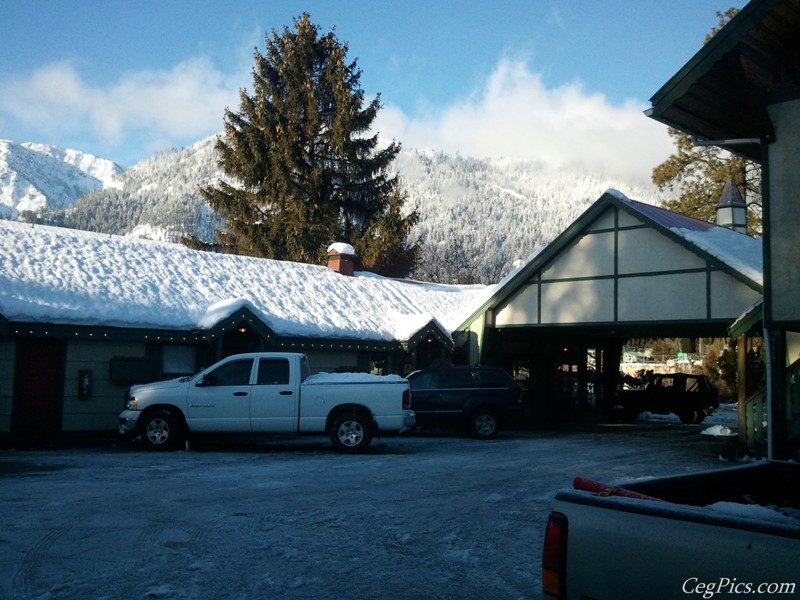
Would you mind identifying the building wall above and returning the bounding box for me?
[61,340,149,432]
[0,338,14,433]
[494,206,759,327]
[767,99,800,326]
[304,350,359,373]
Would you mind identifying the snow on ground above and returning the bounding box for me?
[0,408,747,600]
[641,399,738,430]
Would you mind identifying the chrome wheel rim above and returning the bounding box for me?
[337,420,364,447]
[146,418,170,445]
[474,414,496,436]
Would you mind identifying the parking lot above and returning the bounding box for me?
[0,419,736,600]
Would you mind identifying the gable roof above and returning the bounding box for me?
[647,0,800,161]
[0,220,490,343]
[457,190,762,328]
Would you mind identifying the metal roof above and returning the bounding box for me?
[620,197,718,232]
[716,175,747,208]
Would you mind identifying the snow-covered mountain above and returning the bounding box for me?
[0,140,123,218]
[0,135,666,281]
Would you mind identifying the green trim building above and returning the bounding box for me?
[0,221,485,444]
[647,0,800,458]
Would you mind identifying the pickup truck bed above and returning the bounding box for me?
[544,462,800,599]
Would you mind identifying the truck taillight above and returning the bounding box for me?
[402,388,410,410]
[542,511,568,599]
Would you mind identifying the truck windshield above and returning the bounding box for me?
[300,356,311,382]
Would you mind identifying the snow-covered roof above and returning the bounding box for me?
[0,220,491,342]
[457,190,762,330]
[613,191,762,286]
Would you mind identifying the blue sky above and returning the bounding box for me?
[0,1,744,185]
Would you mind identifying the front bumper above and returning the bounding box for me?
[118,410,141,435]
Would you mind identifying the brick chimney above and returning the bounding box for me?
[326,243,356,276]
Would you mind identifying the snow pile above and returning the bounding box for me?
[0,220,489,342]
[701,424,737,437]
[327,242,355,255]
[640,401,739,427]
[707,501,799,524]
[303,372,407,384]
[673,226,762,285]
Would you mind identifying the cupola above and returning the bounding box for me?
[715,174,747,234]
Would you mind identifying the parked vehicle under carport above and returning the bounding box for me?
[407,365,524,438]
[615,373,720,424]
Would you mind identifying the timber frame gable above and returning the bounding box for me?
[458,191,762,340]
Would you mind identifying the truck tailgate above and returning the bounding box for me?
[550,489,800,600]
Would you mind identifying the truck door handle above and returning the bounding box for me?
[233,391,248,396]
[279,391,293,396]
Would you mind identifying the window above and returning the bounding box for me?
[207,359,253,386]
[162,345,196,375]
[257,359,290,385]
[409,371,435,390]
[478,368,513,388]
[438,368,477,389]
[659,377,675,389]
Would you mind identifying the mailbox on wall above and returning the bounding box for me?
[78,369,92,399]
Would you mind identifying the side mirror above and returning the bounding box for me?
[196,374,210,387]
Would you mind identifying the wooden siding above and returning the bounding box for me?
[61,340,149,432]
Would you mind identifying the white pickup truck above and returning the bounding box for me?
[119,352,414,452]
[542,462,800,599]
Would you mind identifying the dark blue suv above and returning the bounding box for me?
[407,366,523,439]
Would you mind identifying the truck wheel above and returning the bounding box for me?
[140,410,183,451]
[620,405,640,420]
[330,411,373,453]
[468,409,499,439]
[678,409,700,425]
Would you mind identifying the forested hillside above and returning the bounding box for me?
[11,135,664,283]
[394,150,663,281]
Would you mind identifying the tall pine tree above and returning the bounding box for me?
[196,13,420,275]
[651,9,762,235]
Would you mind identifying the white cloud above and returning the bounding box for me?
[375,58,673,187]
[0,58,244,160]
[0,55,673,184]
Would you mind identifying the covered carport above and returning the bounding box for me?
[455,191,762,426]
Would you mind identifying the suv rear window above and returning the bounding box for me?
[477,368,514,388]
[408,371,436,390]
[437,369,478,389]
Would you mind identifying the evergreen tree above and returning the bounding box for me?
[651,9,762,235]
[196,13,420,275]
[652,129,761,233]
